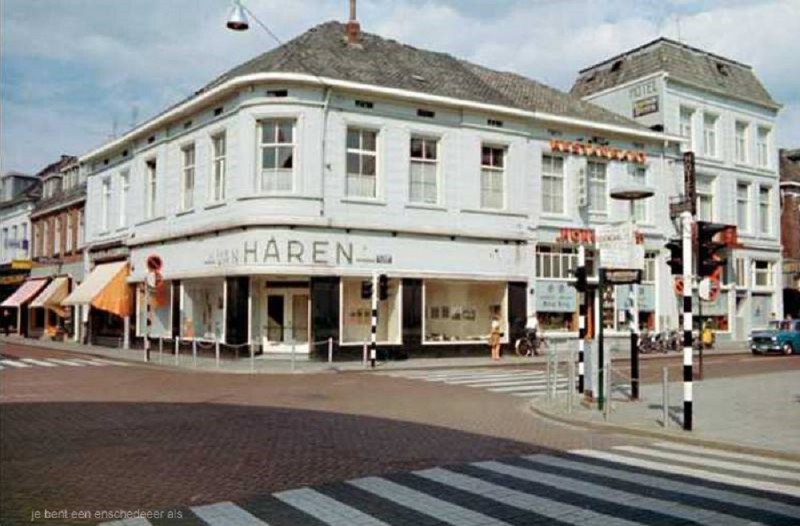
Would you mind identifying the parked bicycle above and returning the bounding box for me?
[515,328,548,357]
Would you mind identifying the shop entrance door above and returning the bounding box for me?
[262,286,310,354]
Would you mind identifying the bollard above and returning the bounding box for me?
[553,348,560,400]
[159,337,163,363]
[250,344,255,373]
[215,339,220,369]
[546,350,552,403]
[663,366,669,428]
[568,352,575,413]
[144,336,150,363]
[604,361,611,421]
[363,342,368,368]
[291,341,296,372]
[192,339,197,369]
[328,337,333,364]
[174,338,179,366]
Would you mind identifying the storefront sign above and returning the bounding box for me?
[597,223,644,270]
[633,96,658,118]
[615,284,655,312]
[204,238,358,267]
[549,139,647,164]
[555,227,644,246]
[535,281,577,313]
[11,259,32,270]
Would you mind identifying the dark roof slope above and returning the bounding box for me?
[36,155,77,179]
[781,149,800,184]
[571,38,778,109]
[199,21,646,130]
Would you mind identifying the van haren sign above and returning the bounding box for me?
[203,237,384,267]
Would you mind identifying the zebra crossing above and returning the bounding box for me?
[99,441,800,525]
[0,356,128,370]
[377,367,569,397]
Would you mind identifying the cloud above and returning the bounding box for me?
[1,0,798,175]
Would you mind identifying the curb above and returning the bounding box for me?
[529,399,800,462]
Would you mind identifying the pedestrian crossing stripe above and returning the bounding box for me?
[99,441,800,526]
[378,367,573,398]
[0,357,128,370]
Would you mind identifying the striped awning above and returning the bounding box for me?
[1,278,48,308]
[29,277,70,316]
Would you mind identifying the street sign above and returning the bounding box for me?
[596,223,644,271]
[604,269,642,285]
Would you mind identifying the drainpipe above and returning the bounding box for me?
[320,86,332,218]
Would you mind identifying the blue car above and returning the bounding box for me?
[750,320,800,355]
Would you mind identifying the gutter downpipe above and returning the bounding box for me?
[321,85,332,218]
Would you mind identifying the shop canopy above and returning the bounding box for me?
[62,262,131,317]
[1,278,48,308]
[29,276,70,316]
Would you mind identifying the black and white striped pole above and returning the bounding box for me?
[681,210,693,431]
[577,244,586,394]
[144,284,151,362]
[370,271,378,368]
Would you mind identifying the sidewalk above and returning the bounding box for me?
[2,334,746,374]
[533,369,800,458]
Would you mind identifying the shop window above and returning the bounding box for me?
[341,278,401,344]
[424,280,506,343]
[346,127,377,198]
[260,120,295,193]
[181,279,225,340]
[136,282,172,338]
[536,245,577,279]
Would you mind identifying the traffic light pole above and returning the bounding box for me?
[370,271,378,368]
[681,211,693,431]
[597,270,606,412]
[577,245,586,394]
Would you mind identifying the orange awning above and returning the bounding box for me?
[1,278,48,308]
[62,262,131,317]
[91,264,132,317]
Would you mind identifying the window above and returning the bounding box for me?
[643,252,657,283]
[101,178,111,232]
[119,171,129,227]
[759,186,771,234]
[735,121,749,163]
[536,246,577,279]
[696,175,715,222]
[145,159,157,219]
[736,182,750,232]
[735,258,747,287]
[78,210,85,248]
[703,113,718,158]
[53,217,61,255]
[541,155,565,214]
[346,127,377,198]
[65,213,73,254]
[679,106,694,148]
[757,126,770,168]
[480,145,505,209]
[260,120,295,193]
[424,280,506,343]
[630,165,648,222]
[181,144,195,211]
[341,278,401,344]
[752,260,773,287]
[588,161,607,213]
[21,224,27,256]
[409,136,438,204]
[211,133,226,202]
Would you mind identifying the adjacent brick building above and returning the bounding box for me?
[781,148,800,316]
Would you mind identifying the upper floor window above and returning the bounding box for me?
[21,224,28,257]
[53,216,61,256]
[119,171,129,228]
[181,144,195,211]
[346,127,377,198]
[757,126,770,168]
[541,155,565,214]
[736,182,750,232]
[260,120,295,193]
[145,159,157,219]
[78,210,85,248]
[65,213,73,254]
[752,260,773,287]
[630,165,648,223]
[696,175,715,222]
[735,257,747,288]
[679,106,694,149]
[735,121,749,163]
[536,245,577,279]
[211,133,227,202]
[642,252,657,283]
[587,161,607,214]
[703,113,718,158]
[759,186,771,235]
[101,178,111,232]
[409,136,438,204]
[480,145,505,209]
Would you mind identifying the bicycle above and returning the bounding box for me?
[515,329,548,357]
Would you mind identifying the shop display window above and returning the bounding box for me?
[136,282,171,338]
[341,278,401,344]
[424,280,506,343]
[181,279,225,340]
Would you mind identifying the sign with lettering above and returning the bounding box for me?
[596,223,645,270]
[535,280,577,313]
[633,96,658,118]
[628,79,657,100]
[683,152,696,215]
[555,227,644,246]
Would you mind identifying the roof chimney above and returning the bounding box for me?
[346,0,361,45]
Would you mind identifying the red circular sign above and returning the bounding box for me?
[146,255,163,273]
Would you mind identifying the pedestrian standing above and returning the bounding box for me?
[489,310,502,360]
[2,309,9,337]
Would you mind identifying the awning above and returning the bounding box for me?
[1,278,48,308]
[29,277,70,316]
[62,262,132,317]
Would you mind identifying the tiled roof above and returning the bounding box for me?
[781,149,800,184]
[198,21,646,130]
[571,38,779,109]
[32,182,86,215]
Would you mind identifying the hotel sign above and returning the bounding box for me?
[549,139,647,164]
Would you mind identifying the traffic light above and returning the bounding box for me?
[665,238,683,275]
[379,274,389,300]
[360,280,372,300]
[697,221,728,278]
[570,266,588,292]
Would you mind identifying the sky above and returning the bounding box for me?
[1,0,798,174]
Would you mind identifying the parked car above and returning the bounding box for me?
[749,320,800,355]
